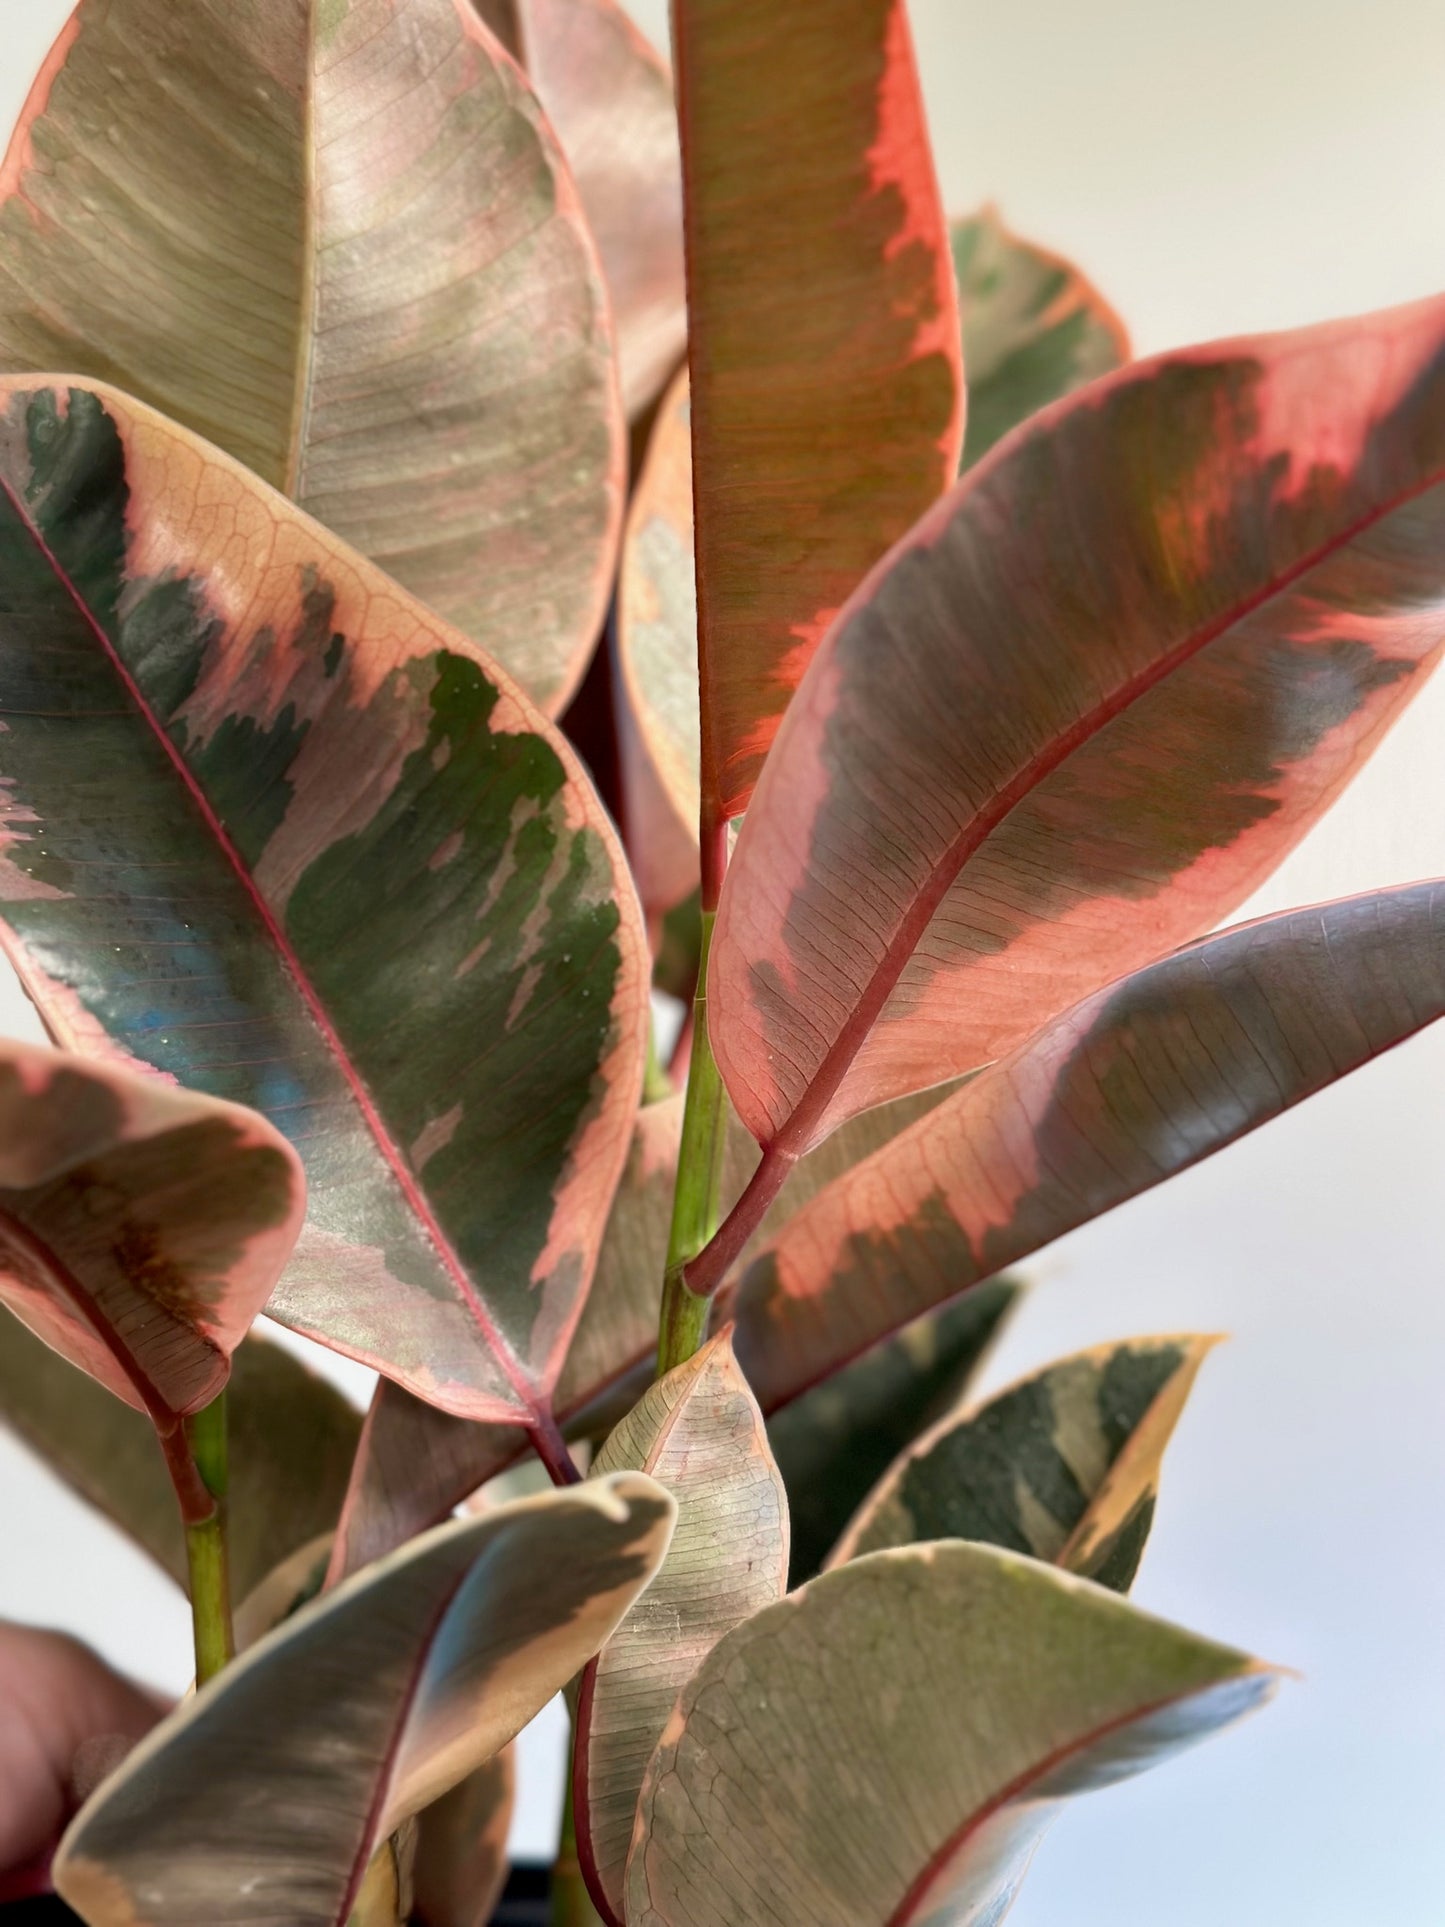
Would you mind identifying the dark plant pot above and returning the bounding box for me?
[0,1864,553,1925]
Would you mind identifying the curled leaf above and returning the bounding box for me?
[625,1544,1278,1926]
[831,1336,1217,1591]
[56,1476,676,1926]
[576,1331,787,1920]
[0,1316,357,1603]
[0,1038,303,1425]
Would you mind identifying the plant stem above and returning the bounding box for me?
[643,1026,674,1106]
[656,907,729,1376]
[683,1141,797,1301]
[180,1393,234,1685]
[551,1759,608,1927]
[532,1410,583,1485]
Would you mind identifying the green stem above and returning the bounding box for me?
[181,1393,234,1686]
[656,908,727,1376]
[643,1024,674,1106]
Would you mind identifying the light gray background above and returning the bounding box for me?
[2,1,1444,1918]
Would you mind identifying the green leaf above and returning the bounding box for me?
[412,1750,514,1927]
[0,1315,358,1603]
[578,1331,787,1922]
[727,884,1445,1413]
[953,207,1130,469]
[671,0,962,830]
[0,0,623,710]
[506,0,686,418]
[769,1279,1021,1587]
[625,1544,1279,1927]
[55,1475,676,1927]
[709,299,1445,1160]
[329,1082,965,1580]
[0,1037,302,1432]
[0,378,648,1434]
[832,1336,1216,1591]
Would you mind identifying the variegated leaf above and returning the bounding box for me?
[769,1278,1021,1587]
[506,0,686,418]
[617,370,699,921]
[726,884,1445,1413]
[577,1331,787,1922]
[55,1476,675,1927]
[673,0,962,836]
[0,0,623,710]
[0,379,648,1432]
[625,1544,1278,1927]
[953,207,1130,469]
[234,1535,334,1652]
[412,1750,515,1927]
[831,1337,1215,1591]
[0,1315,357,1603]
[330,1082,962,1579]
[0,1036,303,1430]
[709,299,1445,1167]
[617,209,1128,899]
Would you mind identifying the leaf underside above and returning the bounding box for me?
[56,1477,675,1927]
[625,1544,1277,1927]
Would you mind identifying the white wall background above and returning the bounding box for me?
[2,1,1445,1919]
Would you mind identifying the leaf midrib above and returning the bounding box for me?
[766,460,1445,1162]
[0,1201,209,1431]
[884,1675,1261,1926]
[0,468,542,1423]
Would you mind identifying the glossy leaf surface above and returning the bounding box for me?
[0,0,622,710]
[577,1332,787,1920]
[0,1315,358,1602]
[711,298,1445,1153]
[56,1476,675,1927]
[625,1544,1277,1926]
[0,1037,302,1423]
[512,0,686,417]
[832,1337,1214,1590]
[0,378,648,1425]
[728,884,1445,1410]
[331,1083,961,1578]
[769,1278,1020,1587]
[673,0,963,828]
[953,208,1129,469]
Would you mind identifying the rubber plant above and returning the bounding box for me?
[0,1,1441,1924]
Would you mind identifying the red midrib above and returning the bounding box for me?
[1,471,542,1423]
[885,1675,1270,1926]
[0,1203,204,1429]
[333,1564,471,1925]
[767,460,1445,1162]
